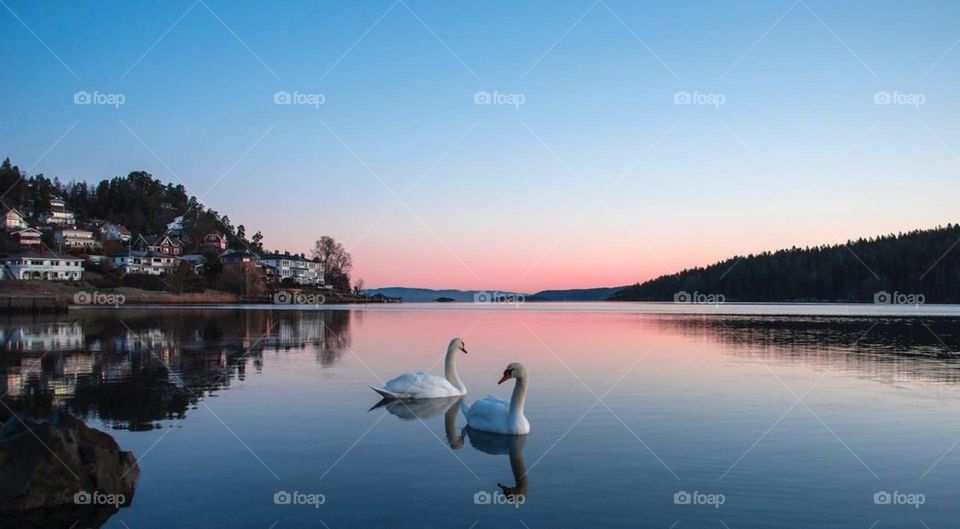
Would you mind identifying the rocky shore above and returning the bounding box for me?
[0,411,140,527]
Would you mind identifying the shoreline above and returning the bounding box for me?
[3,281,957,318]
[0,286,396,313]
[60,300,960,319]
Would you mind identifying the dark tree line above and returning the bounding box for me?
[0,157,263,252]
[68,170,189,235]
[612,224,960,303]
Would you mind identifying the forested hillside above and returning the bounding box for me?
[612,225,960,303]
[0,158,263,252]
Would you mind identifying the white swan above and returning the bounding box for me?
[461,362,530,435]
[371,338,468,399]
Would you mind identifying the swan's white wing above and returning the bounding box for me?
[382,372,463,399]
[463,395,511,433]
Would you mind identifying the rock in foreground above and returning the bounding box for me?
[0,411,139,513]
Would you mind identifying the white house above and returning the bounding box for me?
[3,208,27,230]
[111,250,175,276]
[100,223,131,243]
[166,216,184,237]
[3,322,85,351]
[54,228,99,250]
[40,198,76,227]
[260,253,324,286]
[1,252,84,280]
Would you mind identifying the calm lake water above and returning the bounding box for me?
[4,303,960,528]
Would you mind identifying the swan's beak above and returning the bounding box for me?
[460,345,468,354]
[498,372,512,385]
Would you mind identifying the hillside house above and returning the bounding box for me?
[100,223,131,243]
[40,198,76,227]
[166,216,184,237]
[111,251,176,276]
[133,234,184,256]
[202,231,227,251]
[1,252,84,280]
[260,253,324,286]
[3,208,27,230]
[54,229,99,251]
[10,228,42,249]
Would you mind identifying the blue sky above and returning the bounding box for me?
[2,0,958,290]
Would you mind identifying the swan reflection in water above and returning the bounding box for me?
[369,395,461,420]
[461,427,528,502]
[369,395,464,449]
[370,396,527,501]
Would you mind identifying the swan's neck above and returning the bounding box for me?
[444,346,465,392]
[509,448,528,496]
[509,376,527,419]
[445,399,463,448]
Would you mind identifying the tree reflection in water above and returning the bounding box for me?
[0,309,353,431]
[657,314,960,385]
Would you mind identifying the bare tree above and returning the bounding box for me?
[312,236,353,291]
[312,236,352,274]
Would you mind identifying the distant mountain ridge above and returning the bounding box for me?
[360,288,522,303]
[362,286,620,302]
